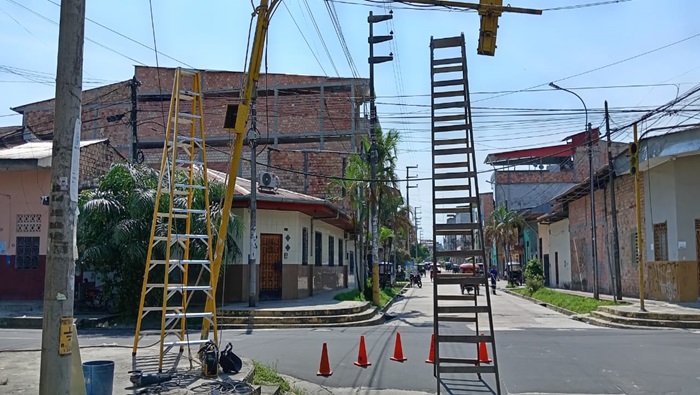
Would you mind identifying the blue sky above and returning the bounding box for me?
[1,0,699,239]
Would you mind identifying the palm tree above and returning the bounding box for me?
[486,206,525,274]
[77,163,241,316]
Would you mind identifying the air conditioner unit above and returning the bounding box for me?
[258,171,279,190]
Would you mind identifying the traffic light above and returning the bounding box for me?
[629,142,639,175]
[477,0,503,56]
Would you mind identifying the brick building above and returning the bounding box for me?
[540,127,700,302]
[10,66,371,201]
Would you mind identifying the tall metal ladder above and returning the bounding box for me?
[132,68,218,373]
[430,34,501,394]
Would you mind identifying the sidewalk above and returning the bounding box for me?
[553,288,700,315]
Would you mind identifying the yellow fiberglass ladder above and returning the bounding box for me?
[132,67,218,373]
[429,34,501,394]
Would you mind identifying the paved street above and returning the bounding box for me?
[2,283,700,394]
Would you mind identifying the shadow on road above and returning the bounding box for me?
[439,377,497,394]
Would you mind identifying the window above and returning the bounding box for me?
[302,228,309,266]
[16,214,41,233]
[328,236,335,266]
[338,238,344,266]
[16,236,40,270]
[315,232,322,266]
[653,222,668,261]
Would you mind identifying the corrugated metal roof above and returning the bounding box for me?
[0,139,108,160]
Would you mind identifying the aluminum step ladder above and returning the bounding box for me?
[132,68,218,373]
[429,34,501,395]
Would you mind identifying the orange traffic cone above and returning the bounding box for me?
[317,343,333,376]
[478,334,492,364]
[354,335,372,367]
[390,332,408,362]
[425,333,435,364]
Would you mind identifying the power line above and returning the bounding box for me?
[282,1,328,75]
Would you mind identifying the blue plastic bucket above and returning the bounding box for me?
[82,360,115,395]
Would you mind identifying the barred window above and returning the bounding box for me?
[16,237,40,270]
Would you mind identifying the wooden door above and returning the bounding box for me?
[260,234,283,300]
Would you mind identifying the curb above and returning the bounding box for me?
[501,287,579,317]
[381,283,410,315]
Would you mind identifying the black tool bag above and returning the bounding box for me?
[219,342,243,374]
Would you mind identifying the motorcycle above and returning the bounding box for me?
[409,272,422,288]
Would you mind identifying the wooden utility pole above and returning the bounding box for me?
[39,0,85,394]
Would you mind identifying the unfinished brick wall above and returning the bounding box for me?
[494,170,575,184]
[78,141,126,188]
[16,67,368,200]
[567,172,645,297]
[480,192,494,221]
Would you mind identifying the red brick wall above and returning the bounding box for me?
[495,170,575,184]
[18,67,367,201]
[480,192,494,221]
[567,172,645,297]
[79,141,125,188]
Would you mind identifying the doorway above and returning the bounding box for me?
[260,234,283,300]
[555,251,560,287]
[543,254,550,287]
[695,220,700,295]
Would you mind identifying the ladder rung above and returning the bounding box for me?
[435,196,479,204]
[174,183,206,190]
[157,212,188,219]
[433,57,463,66]
[154,234,208,241]
[173,208,207,215]
[434,101,465,110]
[437,335,492,343]
[163,339,211,347]
[435,315,478,323]
[435,274,485,285]
[434,147,473,156]
[139,329,182,336]
[150,259,210,265]
[434,114,465,122]
[433,90,464,99]
[434,197,479,206]
[433,79,464,88]
[437,294,478,301]
[167,285,211,292]
[433,161,470,169]
[172,117,193,125]
[180,89,201,97]
[438,365,496,374]
[437,306,490,314]
[434,183,471,190]
[433,65,463,74]
[435,250,482,258]
[435,223,480,231]
[165,312,213,319]
[434,171,473,180]
[434,207,473,214]
[434,138,468,146]
[432,36,463,49]
[179,68,199,76]
[440,357,480,365]
[177,136,203,143]
[175,159,204,166]
[434,124,469,133]
[178,113,201,119]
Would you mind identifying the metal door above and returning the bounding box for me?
[260,233,283,300]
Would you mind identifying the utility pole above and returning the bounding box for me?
[405,165,418,253]
[39,0,85,394]
[130,75,141,162]
[588,121,599,300]
[368,10,394,306]
[414,206,421,260]
[605,101,622,300]
[248,98,258,307]
[630,124,645,311]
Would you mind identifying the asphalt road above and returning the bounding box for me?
[2,282,700,394]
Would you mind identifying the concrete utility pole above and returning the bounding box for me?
[405,165,418,252]
[630,124,645,311]
[249,99,258,307]
[39,0,85,394]
[368,11,393,305]
[605,101,622,300]
[414,206,421,260]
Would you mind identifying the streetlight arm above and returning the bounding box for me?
[549,82,588,128]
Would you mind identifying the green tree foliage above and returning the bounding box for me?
[77,163,242,316]
[524,258,545,293]
[484,206,525,270]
